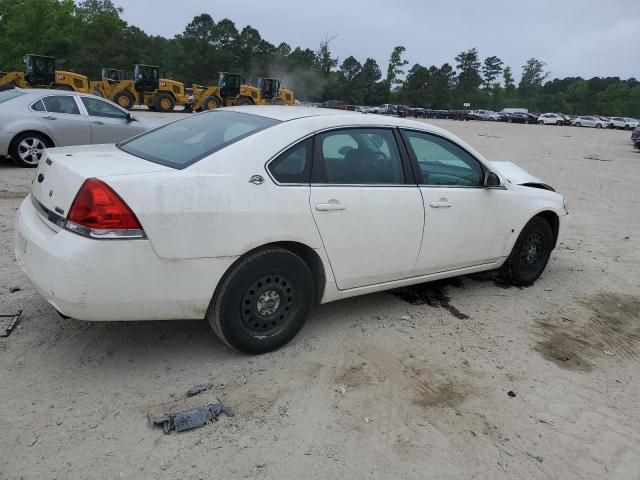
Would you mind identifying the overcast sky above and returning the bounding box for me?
[112,0,639,81]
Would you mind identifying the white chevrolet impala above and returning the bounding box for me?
[15,107,569,353]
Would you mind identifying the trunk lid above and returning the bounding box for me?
[31,144,171,227]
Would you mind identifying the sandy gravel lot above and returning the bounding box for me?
[1,114,639,480]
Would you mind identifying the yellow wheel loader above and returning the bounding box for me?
[103,64,190,112]
[90,68,128,97]
[0,54,90,93]
[191,73,295,112]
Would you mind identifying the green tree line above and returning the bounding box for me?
[1,0,639,115]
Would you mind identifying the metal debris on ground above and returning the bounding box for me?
[186,383,214,397]
[583,154,611,162]
[0,310,23,338]
[149,400,235,434]
[507,391,516,398]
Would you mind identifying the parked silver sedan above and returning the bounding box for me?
[0,88,149,167]
[571,116,611,129]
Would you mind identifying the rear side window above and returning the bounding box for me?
[0,90,25,104]
[268,138,312,184]
[118,111,280,169]
[30,100,46,111]
[315,128,405,184]
[42,96,80,115]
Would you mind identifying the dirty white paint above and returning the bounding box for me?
[14,107,568,321]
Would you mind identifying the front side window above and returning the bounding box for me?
[316,128,405,184]
[268,138,312,184]
[81,97,127,119]
[402,130,484,187]
[41,96,80,115]
[118,110,280,169]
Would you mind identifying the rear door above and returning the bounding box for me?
[309,128,424,290]
[31,95,91,146]
[80,96,144,144]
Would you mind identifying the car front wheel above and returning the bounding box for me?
[208,248,314,354]
[500,216,554,286]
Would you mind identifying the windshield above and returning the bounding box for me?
[0,90,25,104]
[118,111,280,169]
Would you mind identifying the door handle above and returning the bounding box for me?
[42,116,57,120]
[92,121,105,125]
[430,200,452,208]
[315,202,346,211]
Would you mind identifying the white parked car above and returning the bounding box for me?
[609,117,639,130]
[571,116,610,128]
[537,113,565,126]
[15,107,569,353]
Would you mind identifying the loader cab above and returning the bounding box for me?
[102,68,127,83]
[218,72,241,98]
[23,54,55,86]
[133,64,160,92]
[258,78,281,99]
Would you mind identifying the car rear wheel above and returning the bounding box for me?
[500,216,554,286]
[208,248,314,354]
[575,122,581,127]
[10,132,51,168]
[596,123,602,129]
[537,120,544,125]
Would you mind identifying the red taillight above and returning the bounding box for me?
[65,178,145,239]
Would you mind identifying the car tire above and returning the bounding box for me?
[556,121,562,126]
[201,95,221,111]
[537,120,543,125]
[500,216,554,286]
[9,132,52,168]
[596,123,602,129]
[624,125,630,130]
[575,122,581,127]
[154,93,175,112]
[113,90,135,110]
[208,248,314,354]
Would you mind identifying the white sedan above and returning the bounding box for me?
[14,107,569,354]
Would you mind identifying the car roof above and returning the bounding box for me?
[13,87,84,96]
[222,106,360,121]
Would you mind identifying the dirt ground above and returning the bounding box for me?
[1,114,639,480]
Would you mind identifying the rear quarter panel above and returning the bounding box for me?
[106,129,324,260]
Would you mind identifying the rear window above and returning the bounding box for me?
[118,111,280,169]
[0,90,25,104]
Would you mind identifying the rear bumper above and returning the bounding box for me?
[14,195,237,321]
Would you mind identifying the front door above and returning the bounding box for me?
[80,96,143,144]
[309,128,424,290]
[400,129,512,275]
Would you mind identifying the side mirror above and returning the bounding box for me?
[126,113,136,123]
[484,171,502,187]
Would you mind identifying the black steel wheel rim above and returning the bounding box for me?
[519,232,545,274]
[240,273,296,337]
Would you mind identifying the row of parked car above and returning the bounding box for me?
[354,104,640,130]
[461,110,639,130]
